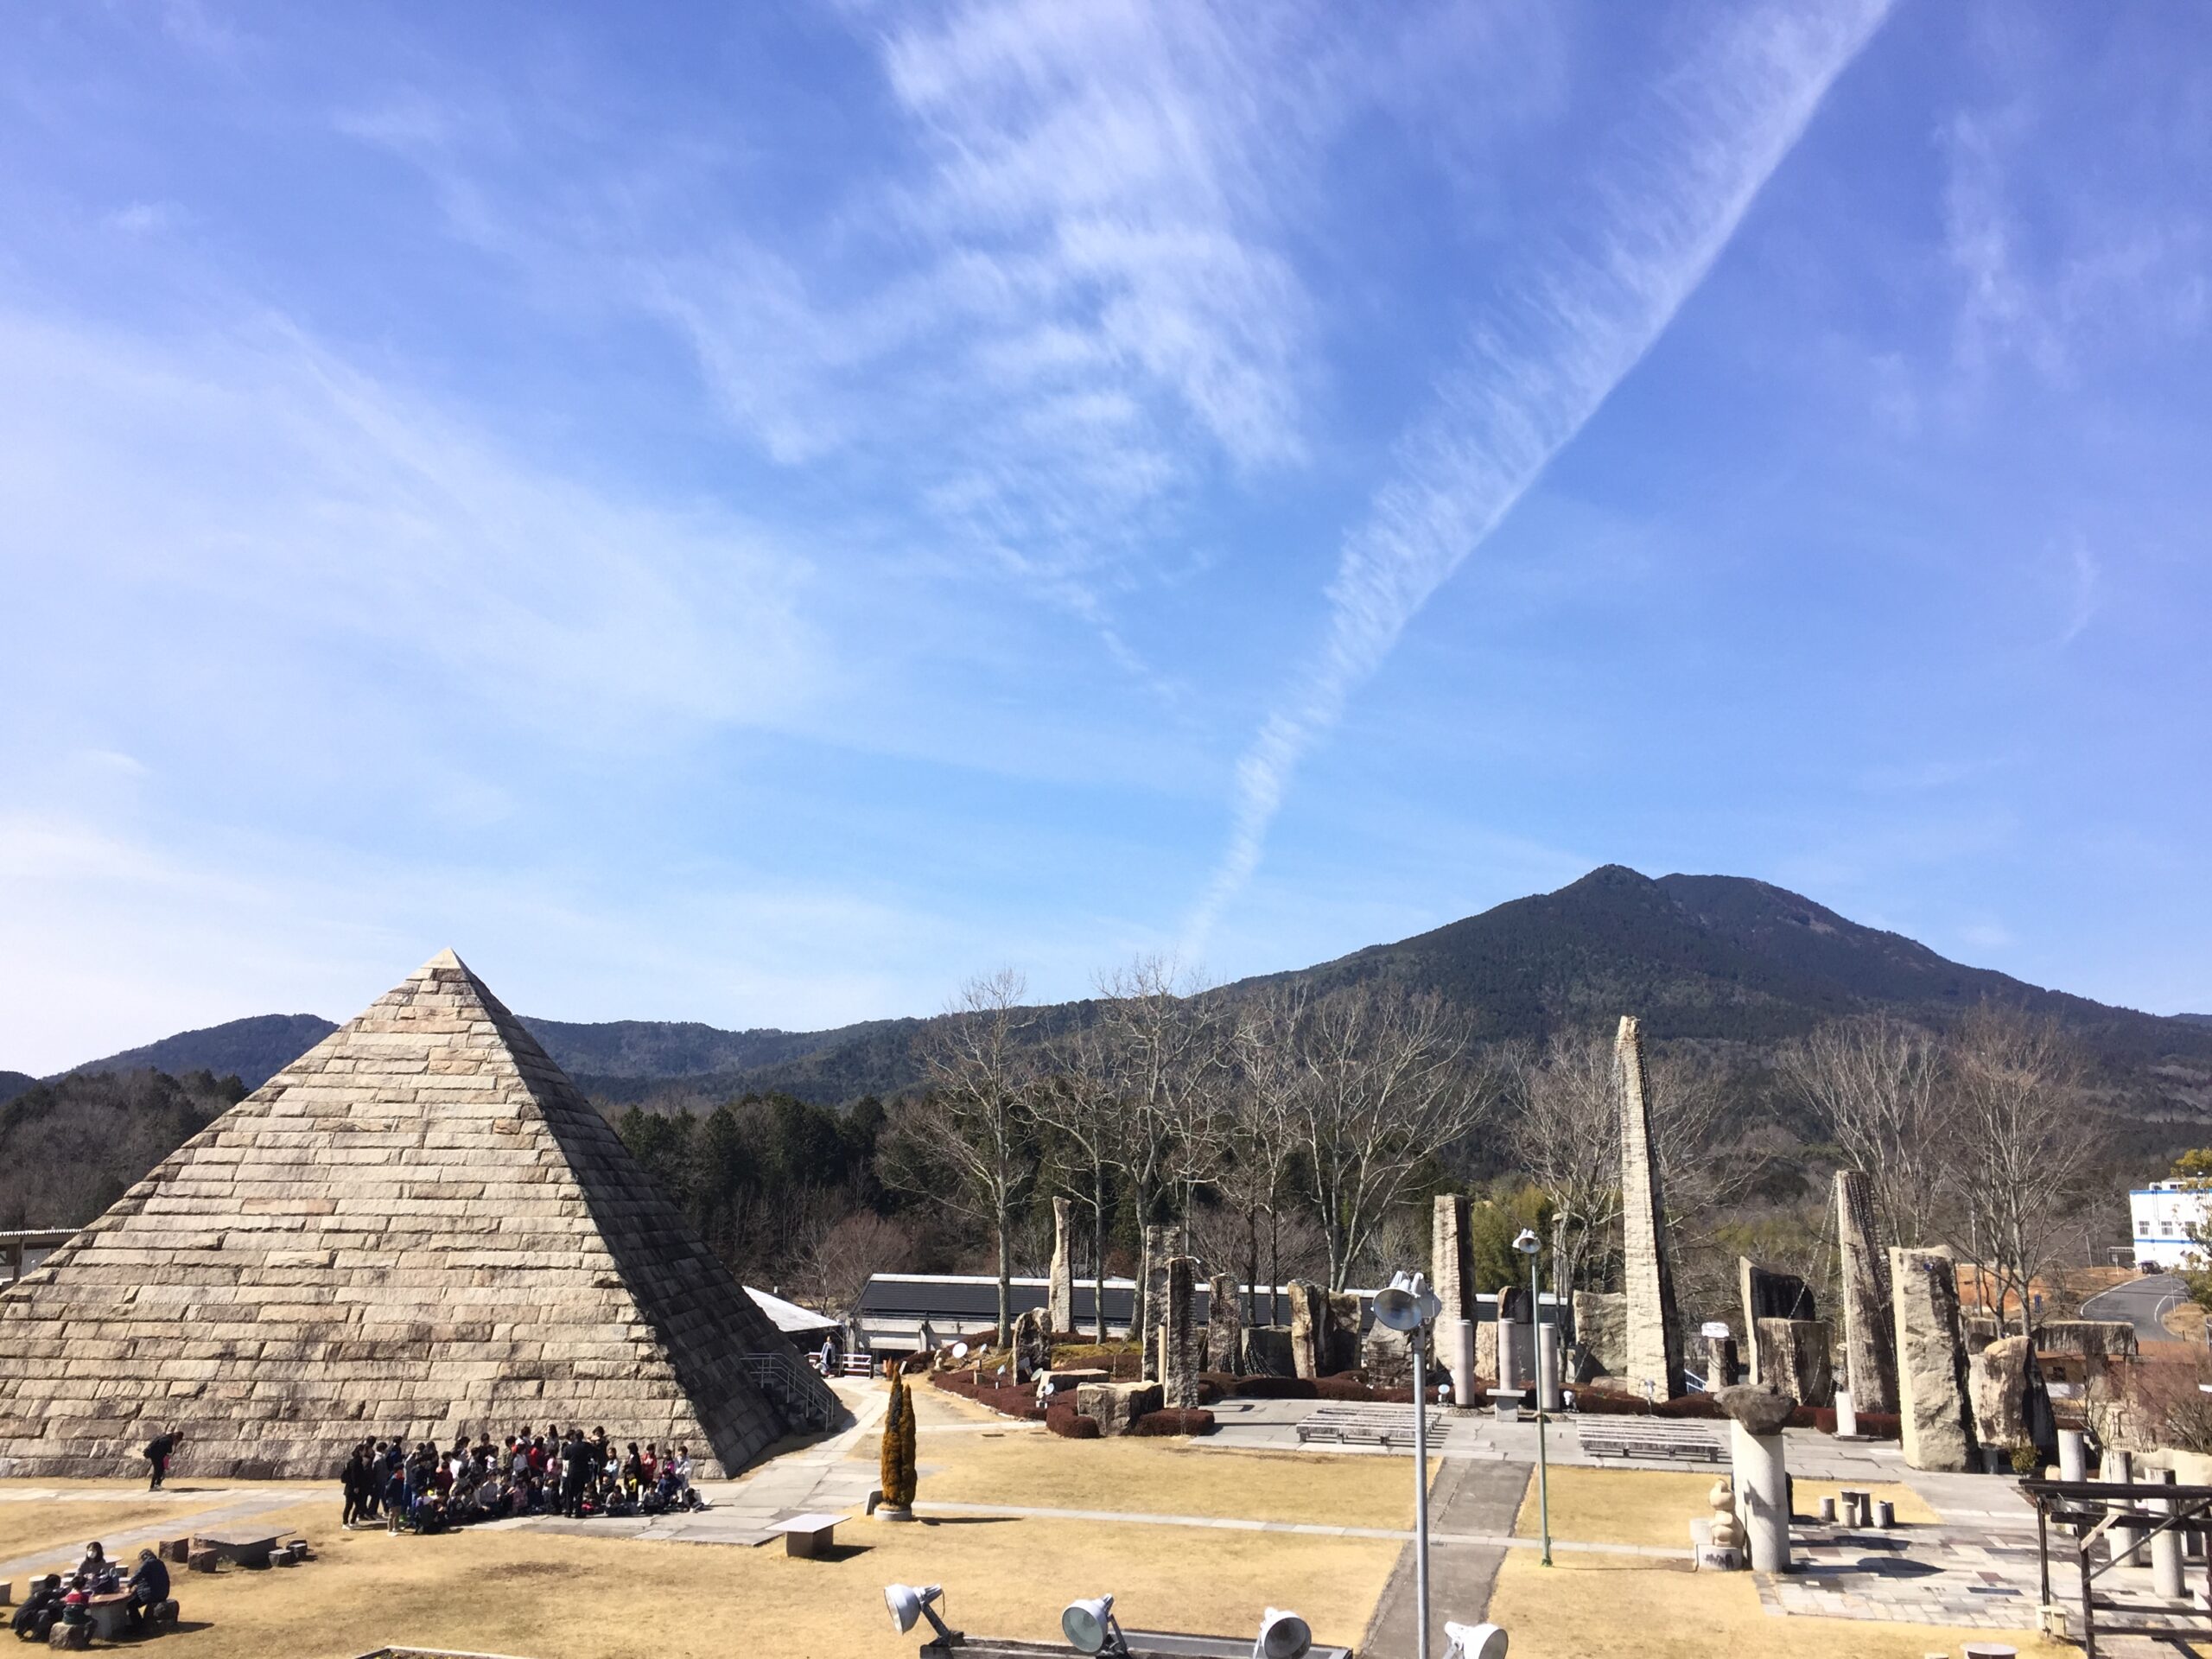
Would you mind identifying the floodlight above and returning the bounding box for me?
[885,1583,963,1648]
[1443,1620,1508,1659]
[950,1342,970,1360]
[1253,1606,1312,1659]
[1062,1592,1129,1657]
[1511,1228,1539,1257]
[1375,1269,1441,1333]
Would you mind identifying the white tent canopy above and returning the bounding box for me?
[746,1286,841,1343]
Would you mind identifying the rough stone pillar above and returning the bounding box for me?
[1287,1281,1326,1380]
[1048,1197,1075,1335]
[1161,1257,1201,1408]
[1718,1387,1794,1573]
[1324,1291,1362,1375]
[1738,1258,1816,1389]
[1243,1325,1294,1378]
[1834,1170,1897,1415]
[1755,1319,1834,1408]
[1205,1272,1243,1374]
[1140,1223,1173,1379]
[1617,1016,1684,1400]
[1497,1283,1530,1390]
[1572,1291,1626,1377]
[1433,1194,1477,1325]
[1702,1333,1738,1390]
[1474,1316,1498,1384]
[1891,1247,1979,1472]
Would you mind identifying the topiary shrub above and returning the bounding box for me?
[1131,1408,1216,1437]
[1046,1405,1102,1440]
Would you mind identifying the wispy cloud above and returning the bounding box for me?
[1185,0,1896,949]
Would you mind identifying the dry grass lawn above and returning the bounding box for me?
[1510,1467,1934,1548]
[1486,1551,2057,1659]
[79,1494,1395,1659]
[0,1484,289,1573]
[906,1433,1427,1528]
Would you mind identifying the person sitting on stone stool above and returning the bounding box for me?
[11,1573,65,1643]
[125,1548,169,1630]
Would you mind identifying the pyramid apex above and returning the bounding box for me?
[423,947,467,972]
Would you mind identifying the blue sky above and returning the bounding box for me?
[3,1,2207,1071]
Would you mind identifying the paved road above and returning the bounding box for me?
[2080,1271,2190,1343]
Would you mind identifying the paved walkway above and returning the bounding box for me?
[1360,1459,1533,1659]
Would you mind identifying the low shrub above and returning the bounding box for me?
[930,1371,1044,1421]
[1046,1405,1102,1440]
[1204,1373,1316,1400]
[1131,1408,1216,1437]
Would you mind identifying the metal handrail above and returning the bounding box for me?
[744,1350,841,1431]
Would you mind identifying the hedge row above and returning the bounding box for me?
[1572,1387,1901,1440]
[1046,1404,1102,1440]
[1132,1408,1217,1437]
[930,1371,1045,1421]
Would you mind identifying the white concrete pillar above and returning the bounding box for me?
[1729,1421,1790,1573]
[1537,1325,1564,1412]
[2113,1451,2144,1568]
[1833,1388,1858,1438]
[2058,1429,2086,1484]
[2154,1471,2186,1601]
[1497,1322,1524,1391]
[1445,1318,1476,1413]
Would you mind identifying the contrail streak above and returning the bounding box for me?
[1184,0,1895,951]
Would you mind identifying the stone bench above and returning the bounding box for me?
[1576,1420,1726,1463]
[767,1511,849,1559]
[1294,1403,1446,1450]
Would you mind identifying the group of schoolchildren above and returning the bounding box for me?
[10,1542,170,1643]
[340,1426,707,1534]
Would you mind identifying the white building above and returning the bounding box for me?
[2130,1180,2212,1269]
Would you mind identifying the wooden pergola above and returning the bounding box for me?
[2018,1476,2212,1657]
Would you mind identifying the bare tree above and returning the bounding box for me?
[1937,1005,2093,1338]
[1032,1023,1125,1342]
[1222,987,1308,1324]
[885,969,1038,1345]
[1777,1014,1944,1249]
[1291,983,1486,1290]
[1505,1030,1621,1300]
[791,1211,913,1324]
[1093,956,1221,1338]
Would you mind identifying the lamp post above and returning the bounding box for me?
[1513,1228,1551,1567]
[1376,1269,1442,1656]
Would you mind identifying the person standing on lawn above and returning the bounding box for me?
[143,1427,181,1490]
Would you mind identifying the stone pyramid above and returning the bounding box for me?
[0,950,806,1478]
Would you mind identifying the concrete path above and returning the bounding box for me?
[1359,1459,1533,1659]
[0,1488,307,1583]
[2082,1272,2189,1344]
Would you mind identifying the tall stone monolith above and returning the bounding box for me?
[1140,1222,1174,1379]
[1161,1256,1201,1408]
[1205,1272,1243,1374]
[1287,1280,1326,1380]
[1617,1015,1685,1399]
[1891,1247,1979,1472]
[1433,1195,1478,1407]
[1048,1196,1074,1336]
[1834,1170,1897,1415]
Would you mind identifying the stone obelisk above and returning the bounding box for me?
[1834,1170,1897,1415]
[1617,1015,1684,1400]
[1047,1197,1074,1335]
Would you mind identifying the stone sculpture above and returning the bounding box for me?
[1572,1291,1627,1378]
[1737,1257,1816,1389]
[1048,1197,1074,1335]
[1161,1257,1201,1408]
[1716,1385,1795,1573]
[1205,1272,1243,1374]
[1755,1318,1834,1408]
[1834,1170,1897,1414]
[1617,1016,1685,1400]
[1287,1281,1327,1380]
[1891,1247,1980,1472]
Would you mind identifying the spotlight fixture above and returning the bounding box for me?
[1444,1619,1508,1659]
[885,1583,965,1649]
[1062,1592,1131,1658]
[1253,1606,1312,1659]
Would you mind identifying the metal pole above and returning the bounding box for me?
[1531,1245,1551,1567]
[1412,1322,1430,1659]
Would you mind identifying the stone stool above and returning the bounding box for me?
[1817,1496,1837,1524]
[1872,1498,1893,1529]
